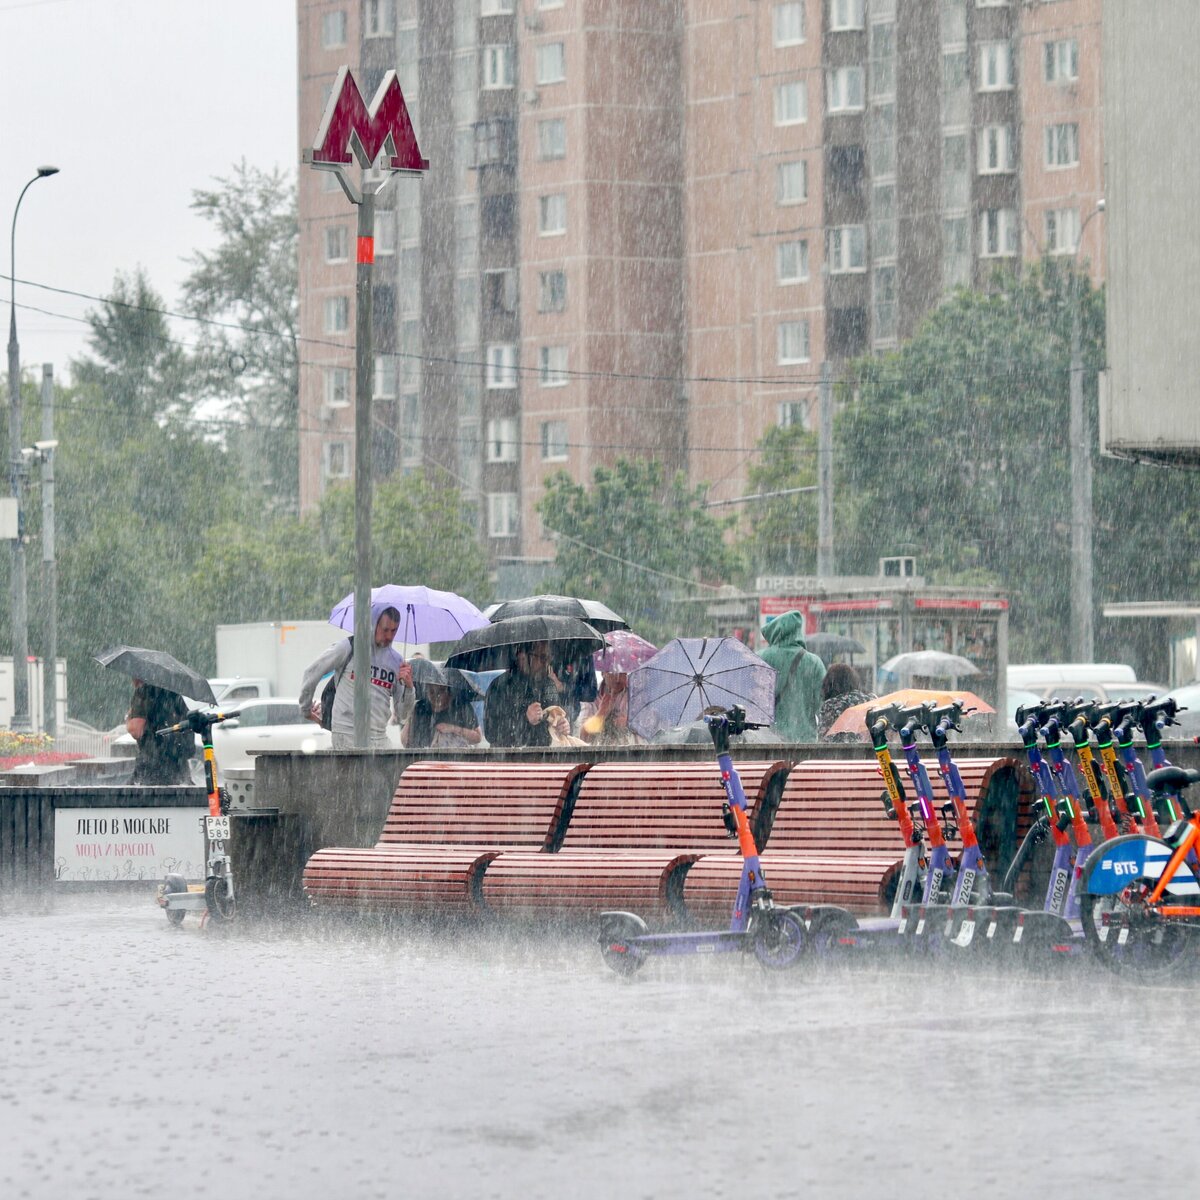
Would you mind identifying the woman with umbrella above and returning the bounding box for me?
[401,663,482,749]
[816,663,877,744]
[578,630,657,747]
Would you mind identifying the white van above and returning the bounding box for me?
[1007,663,1137,688]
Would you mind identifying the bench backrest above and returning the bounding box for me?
[761,756,1023,858]
[377,761,589,849]
[559,760,789,850]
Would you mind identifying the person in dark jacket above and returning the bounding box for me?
[402,682,481,749]
[125,681,192,785]
[483,642,560,747]
[816,663,877,743]
[757,611,826,742]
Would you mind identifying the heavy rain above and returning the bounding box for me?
[3,0,1200,1196]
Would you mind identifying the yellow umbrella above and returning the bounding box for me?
[824,688,995,740]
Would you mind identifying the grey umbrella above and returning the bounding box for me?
[881,650,979,679]
[806,632,867,663]
[93,645,217,704]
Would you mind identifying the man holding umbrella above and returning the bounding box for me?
[298,602,415,749]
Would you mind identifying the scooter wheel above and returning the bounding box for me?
[598,912,648,976]
[205,874,237,923]
[753,908,806,970]
[804,906,860,958]
[161,873,188,926]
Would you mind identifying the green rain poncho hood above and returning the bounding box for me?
[758,611,826,743]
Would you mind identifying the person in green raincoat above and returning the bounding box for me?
[757,610,826,743]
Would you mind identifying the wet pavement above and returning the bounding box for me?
[1,891,1194,1199]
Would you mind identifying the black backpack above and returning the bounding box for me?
[319,637,352,731]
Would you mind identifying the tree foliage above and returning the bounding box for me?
[743,423,819,577]
[538,459,742,641]
[832,264,1200,663]
[181,162,299,510]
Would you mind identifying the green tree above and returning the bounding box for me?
[743,422,819,576]
[538,459,742,641]
[181,162,299,510]
[834,264,1200,662]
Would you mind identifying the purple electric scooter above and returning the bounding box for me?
[597,706,807,976]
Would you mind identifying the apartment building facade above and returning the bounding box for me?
[297,0,1103,569]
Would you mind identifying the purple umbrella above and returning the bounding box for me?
[329,585,489,646]
[627,637,776,740]
[595,630,658,675]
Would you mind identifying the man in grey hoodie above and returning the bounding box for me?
[299,603,415,749]
[757,610,826,743]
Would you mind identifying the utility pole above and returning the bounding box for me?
[1069,200,1104,663]
[817,361,834,578]
[40,364,56,737]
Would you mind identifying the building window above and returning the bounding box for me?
[1045,122,1079,169]
[539,344,568,386]
[976,0,1008,6]
[776,160,807,205]
[1045,207,1080,255]
[873,264,897,342]
[777,401,807,429]
[538,193,567,236]
[321,169,342,194]
[774,80,807,125]
[538,269,567,313]
[827,66,865,113]
[486,343,517,388]
[325,367,350,408]
[777,320,811,365]
[1044,39,1078,84]
[324,441,350,479]
[364,0,394,38]
[481,0,514,13]
[483,268,517,316]
[536,42,565,85]
[829,0,865,31]
[873,182,896,259]
[375,211,396,256]
[482,44,515,89]
[541,420,569,461]
[474,116,514,168]
[324,296,350,334]
[943,214,971,289]
[776,239,809,284]
[980,208,1018,257]
[325,225,349,263]
[774,2,805,46]
[537,118,566,160]
[374,355,397,399]
[978,41,1013,91]
[828,225,867,273]
[487,492,519,538]
[321,10,347,48]
[977,124,1015,174]
[485,417,519,462]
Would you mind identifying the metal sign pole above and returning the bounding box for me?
[352,191,375,751]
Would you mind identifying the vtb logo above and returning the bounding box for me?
[304,67,428,198]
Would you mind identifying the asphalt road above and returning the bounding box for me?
[1,892,1193,1199]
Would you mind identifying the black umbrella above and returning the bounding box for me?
[444,615,605,672]
[484,594,629,633]
[93,645,216,704]
[806,632,867,663]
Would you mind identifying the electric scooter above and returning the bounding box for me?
[597,707,807,975]
[155,707,241,926]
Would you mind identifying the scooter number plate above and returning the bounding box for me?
[206,816,231,841]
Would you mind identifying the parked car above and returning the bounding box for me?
[210,698,332,770]
[1165,681,1200,739]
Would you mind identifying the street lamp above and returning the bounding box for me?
[7,165,59,732]
[1069,198,1105,664]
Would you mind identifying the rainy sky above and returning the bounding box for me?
[0,0,296,377]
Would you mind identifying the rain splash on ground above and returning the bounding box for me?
[1,891,1194,1199]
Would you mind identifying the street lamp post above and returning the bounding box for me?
[7,165,59,733]
[1069,199,1105,664]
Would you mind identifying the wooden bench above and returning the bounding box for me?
[302,761,589,912]
[681,756,1028,917]
[479,760,788,918]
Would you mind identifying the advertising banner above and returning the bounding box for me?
[54,807,206,882]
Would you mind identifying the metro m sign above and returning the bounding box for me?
[303,67,428,203]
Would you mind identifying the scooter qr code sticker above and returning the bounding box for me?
[1013,924,1024,943]
[986,921,997,939]
[953,919,975,947]
[915,918,926,936]
[206,816,230,841]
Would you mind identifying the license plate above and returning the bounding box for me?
[206,816,230,841]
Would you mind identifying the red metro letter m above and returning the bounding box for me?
[309,67,428,173]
